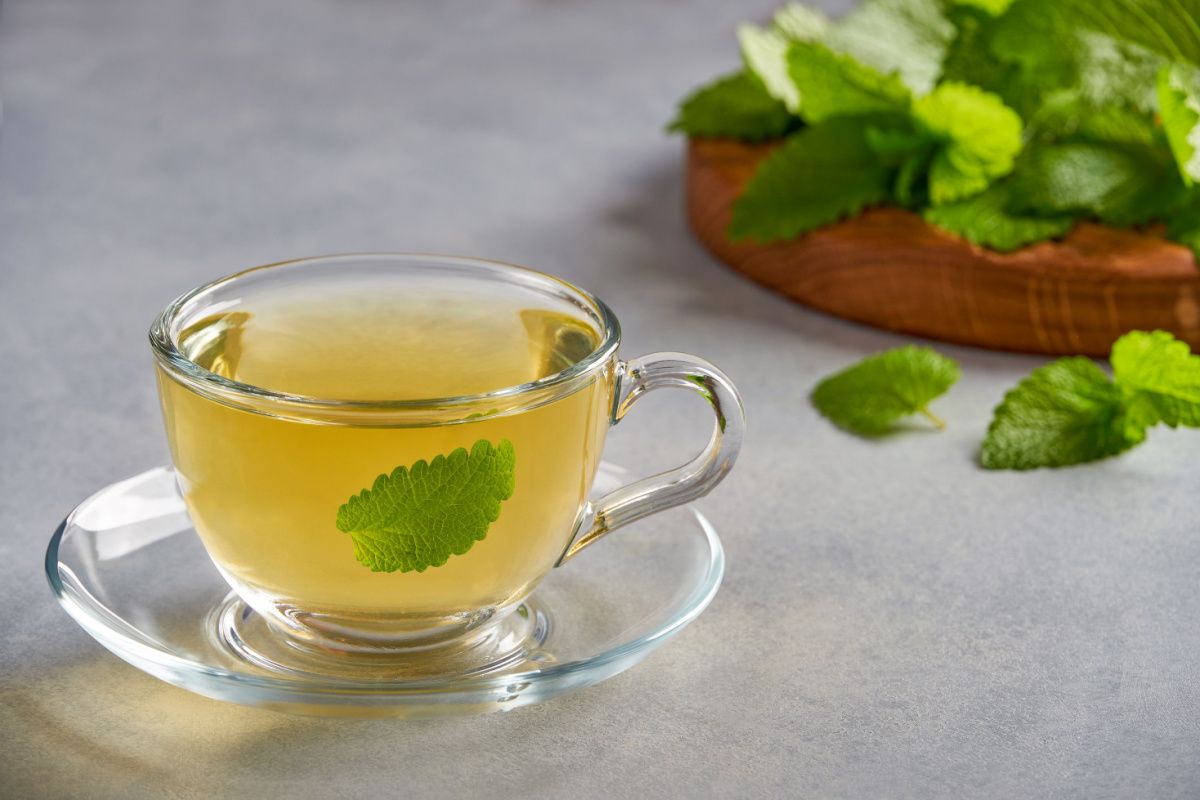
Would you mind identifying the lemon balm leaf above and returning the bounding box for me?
[739,24,801,112]
[668,72,795,141]
[1048,0,1200,67]
[670,4,830,142]
[939,6,1014,99]
[980,359,1142,469]
[1159,63,1200,185]
[1167,197,1200,259]
[1010,140,1187,227]
[924,181,1078,251]
[811,346,960,436]
[826,0,955,95]
[773,3,831,42]
[336,439,516,573]
[981,331,1200,470]
[729,117,896,242]
[951,0,1014,14]
[720,11,827,122]
[787,43,912,123]
[913,82,1024,205]
[1111,330,1200,427]
[987,3,1164,116]
[1077,33,1162,115]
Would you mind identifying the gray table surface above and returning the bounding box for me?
[4,1,1200,798]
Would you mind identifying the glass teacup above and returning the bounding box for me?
[151,254,744,655]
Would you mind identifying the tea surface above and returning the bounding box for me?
[178,280,598,399]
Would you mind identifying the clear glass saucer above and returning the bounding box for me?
[45,464,724,717]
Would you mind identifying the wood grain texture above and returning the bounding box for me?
[686,138,1200,356]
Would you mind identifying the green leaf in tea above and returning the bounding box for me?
[668,72,795,141]
[728,117,896,242]
[336,439,516,573]
[811,345,960,436]
[787,42,912,123]
[924,181,1077,251]
[912,82,1024,205]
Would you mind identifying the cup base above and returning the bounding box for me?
[211,594,553,681]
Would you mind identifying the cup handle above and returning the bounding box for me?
[556,352,746,565]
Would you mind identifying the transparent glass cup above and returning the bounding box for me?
[150,254,744,656]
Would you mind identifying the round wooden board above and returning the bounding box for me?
[686,138,1200,356]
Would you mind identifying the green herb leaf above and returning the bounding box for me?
[1010,140,1186,226]
[735,4,830,119]
[985,0,1079,99]
[1028,99,1161,147]
[826,0,956,95]
[811,345,960,436]
[980,358,1143,469]
[982,330,1200,470]
[1077,33,1162,115]
[864,123,937,207]
[1159,63,1200,184]
[1111,330,1200,427]
[988,3,1162,118]
[739,24,801,112]
[939,7,1050,120]
[336,439,516,573]
[729,117,896,242]
[924,181,1077,251]
[668,72,795,141]
[951,0,1014,15]
[1167,195,1200,259]
[912,82,1024,205]
[940,6,1008,90]
[1049,0,1200,67]
[787,42,912,123]
[773,3,831,41]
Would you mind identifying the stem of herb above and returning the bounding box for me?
[919,407,946,430]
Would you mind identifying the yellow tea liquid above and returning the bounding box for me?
[157,281,612,634]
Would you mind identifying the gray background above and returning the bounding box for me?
[3,1,1200,798]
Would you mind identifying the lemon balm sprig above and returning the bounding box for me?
[982,331,1200,469]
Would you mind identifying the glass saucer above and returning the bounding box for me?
[45,463,724,717]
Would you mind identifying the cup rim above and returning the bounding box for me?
[149,253,622,414]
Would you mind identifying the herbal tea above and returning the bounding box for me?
[157,279,613,634]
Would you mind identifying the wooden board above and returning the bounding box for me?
[686,138,1200,356]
